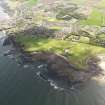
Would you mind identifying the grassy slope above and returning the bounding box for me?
[80,0,105,26]
[16,35,105,70]
[80,8,105,26]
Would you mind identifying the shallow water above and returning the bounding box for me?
[1,1,105,105]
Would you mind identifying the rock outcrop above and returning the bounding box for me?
[21,51,103,82]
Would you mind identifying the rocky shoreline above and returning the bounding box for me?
[3,35,105,87]
[0,0,105,92]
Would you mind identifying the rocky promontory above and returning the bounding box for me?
[3,0,105,87]
[3,35,105,84]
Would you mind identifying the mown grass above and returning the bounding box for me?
[16,35,105,70]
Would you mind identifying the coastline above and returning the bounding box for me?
[2,0,105,88]
[4,35,105,85]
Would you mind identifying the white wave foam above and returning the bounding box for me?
[49,80,59,89]
[36,71,41,76]
[37,64,44,69]
[48,79,64,90]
